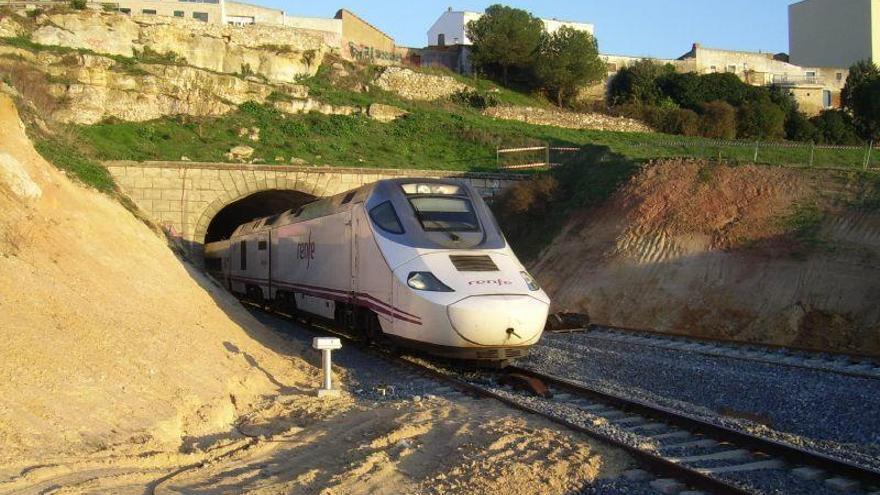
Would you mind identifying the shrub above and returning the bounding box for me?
[810,110,862,145]
[698,100,737,139]
[495,175,558,219]
[737,101,786,140]
[784,111,820,143]
[656,107,700,136]
[453,89,499,110]
[69,0,87,10]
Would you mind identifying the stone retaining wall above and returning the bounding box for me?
[485,106,653,133]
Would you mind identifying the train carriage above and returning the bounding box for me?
[205,179,549,362]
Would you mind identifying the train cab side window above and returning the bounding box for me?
[341,191,356,204]
[240,241,247,270]
[369,201,404,234]
[258,240,268,251]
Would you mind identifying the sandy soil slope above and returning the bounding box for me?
[0,92,628,493]
[533,160,880,355]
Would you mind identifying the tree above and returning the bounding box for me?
[737,101,786,140]
[466,5,544,85]
[535,26,605,106]
[842,60,880,110]
[843,62,880,141]
[607,59,673,106]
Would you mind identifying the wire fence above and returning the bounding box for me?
[497,139,880,172]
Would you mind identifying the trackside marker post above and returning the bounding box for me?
[313,337,342,398]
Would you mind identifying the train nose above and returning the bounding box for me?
[447,295,548,346]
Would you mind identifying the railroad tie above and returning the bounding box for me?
[668,449,750,464]
[697,459,785,474]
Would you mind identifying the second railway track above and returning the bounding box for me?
[252,304,880,495]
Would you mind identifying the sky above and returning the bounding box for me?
[261,0,798,59]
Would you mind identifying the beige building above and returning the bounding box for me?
[679,44,848,114]
[789,0,879,68]
[108,0,416,61]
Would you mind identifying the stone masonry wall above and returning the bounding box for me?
[106,161,524,248]
[484,106,653,133]
[374,67,469,101]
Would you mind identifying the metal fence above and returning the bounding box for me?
[497,139,880,172]
[496,145,579,170]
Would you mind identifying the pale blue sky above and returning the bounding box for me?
[264,1,797,58]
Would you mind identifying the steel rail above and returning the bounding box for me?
[251,304,752,495]
[508,365,880,490]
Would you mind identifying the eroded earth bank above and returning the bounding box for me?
[530,159,880,355]
[0,93,629,493]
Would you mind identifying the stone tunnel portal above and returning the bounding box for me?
[205,189,317,243]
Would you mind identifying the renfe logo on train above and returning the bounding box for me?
[468,279,514,286]
[297,231,316,268]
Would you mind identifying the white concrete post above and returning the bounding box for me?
[312,337,342,398]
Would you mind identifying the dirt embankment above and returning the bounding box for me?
[0,92,627,493]
[533,160,880,355]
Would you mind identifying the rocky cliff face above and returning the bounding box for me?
[0,45,310,124]
[29,12,326,83]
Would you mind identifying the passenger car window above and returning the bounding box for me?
[240,241,247,270]
[369,201,404,234]
[409,196,479,232]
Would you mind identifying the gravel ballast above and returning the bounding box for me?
[524,332,880,470]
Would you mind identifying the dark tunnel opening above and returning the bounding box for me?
[205,190,317,243]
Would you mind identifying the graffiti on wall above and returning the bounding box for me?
[348,42,402,63]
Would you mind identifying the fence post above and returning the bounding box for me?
[545,143,551,168]
[867,141,875,171]
[753,141,760,163]
[809,141,815,168]
[496,147,500,169]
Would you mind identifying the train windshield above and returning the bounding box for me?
[409,196,479,232]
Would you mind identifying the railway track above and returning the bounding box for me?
[493,365,880,495]
[565,326,880,380]
[253,305,880,495]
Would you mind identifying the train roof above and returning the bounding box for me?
[229,178,475,238]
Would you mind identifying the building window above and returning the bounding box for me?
[193,11,208,22]
[173,10,184,17]
[836,72,843,81]
[142,9,156,15]
[710,65,717,73]
[726,65,736,73]
[823,90,832,108]
[437,33,445,46]
[119,7,130,14]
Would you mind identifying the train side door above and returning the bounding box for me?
[350,211,358,295]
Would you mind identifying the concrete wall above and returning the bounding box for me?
[114,0,222,24]
[335,8,396,63]
[874,0,880,63]
[106,161,524,249]
[790,0,877,68]
[224,1,283,25]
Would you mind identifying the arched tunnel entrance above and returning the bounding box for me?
[205,190,317,243]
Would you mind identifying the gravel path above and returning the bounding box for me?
[524,332,880,470]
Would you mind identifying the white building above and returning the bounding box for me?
[427,8,594,47]
[789,0,879,68]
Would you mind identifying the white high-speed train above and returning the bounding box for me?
[204,179,549,362]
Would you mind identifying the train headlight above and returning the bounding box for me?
[407,272,454,292]
[520,271,540,291]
